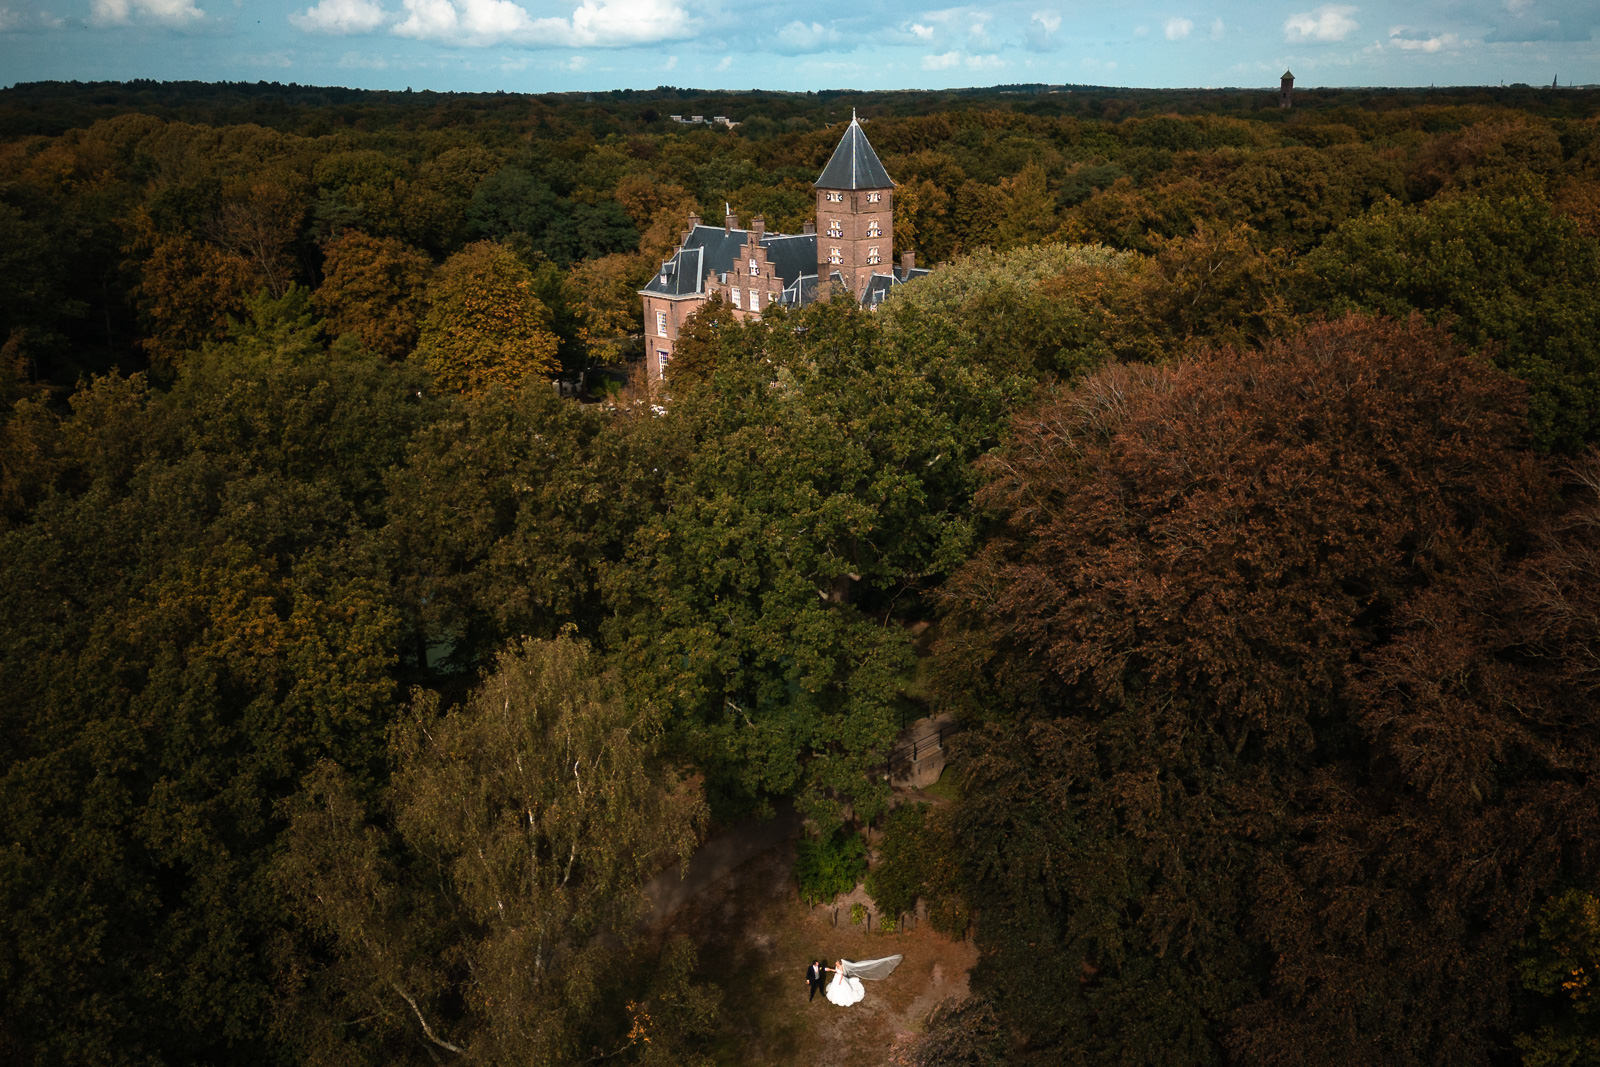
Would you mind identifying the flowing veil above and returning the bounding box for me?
[838,955,903,981]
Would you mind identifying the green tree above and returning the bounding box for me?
[0,293,427,1063]
[605,298,983,826]
[1517,889,1600,1067]
[1303,189,1600,451]
[382,381,616,670]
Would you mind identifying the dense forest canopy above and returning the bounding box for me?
[2,80,1599,1064]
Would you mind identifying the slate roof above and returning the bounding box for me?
[814,116,893,191]
[862,266,932,307]
[641,225,819,299]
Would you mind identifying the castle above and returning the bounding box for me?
[638,113,928,386]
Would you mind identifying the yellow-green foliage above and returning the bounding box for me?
[414,240,559,394]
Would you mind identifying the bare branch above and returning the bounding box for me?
[389,980,464,1055]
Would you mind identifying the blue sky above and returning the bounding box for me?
[1,0,1596,93]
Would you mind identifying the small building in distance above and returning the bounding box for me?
[1280,70,1295,108]
[637,112,929,388]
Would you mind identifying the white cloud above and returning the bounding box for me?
[291,0,387,34]
[776,20,839,53]
[1025,11,1060,51]
[1386,27,1463,51]
[0,6,63,30]
[715,54,731,70]
[1284,4,1358,42]
[921,49,1002,71]
[338,48,389,67]
[558,0,691,45]
[91,0,204,26]
[662,53,676,69]
[240,50,295,67]
[909,22,933,39]
[392,0,692,47]
[1164,17,1192,39]
[1210,16,1224,39]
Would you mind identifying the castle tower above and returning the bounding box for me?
[1279,70,1294,109]
[814,111,894,299]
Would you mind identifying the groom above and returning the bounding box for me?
[806,959,824,1002]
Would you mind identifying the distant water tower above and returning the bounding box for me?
[1280,70,1294,108]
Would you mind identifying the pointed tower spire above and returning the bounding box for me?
[815,114,893,191]
[813,112,895,299]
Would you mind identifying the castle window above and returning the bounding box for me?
[826,219,842,238]
[656,310,667,337]
[868,246,880,265]
[749,258,758,276]
[658,349,670,377]
[732,287,741,308]
[825,191,843,202]
[867,219,881,237]
[867,191,881,203]
[750,290,760,311]
[829,246,842,265]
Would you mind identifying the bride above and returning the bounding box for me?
[824,955,903,1007]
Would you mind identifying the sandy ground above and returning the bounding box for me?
[649,816,978,1064]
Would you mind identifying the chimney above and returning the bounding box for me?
[900,251,915,277]
[752,214,765,240]
[802,220,816,235]
[725,204,737,231]
[683,212,700,244]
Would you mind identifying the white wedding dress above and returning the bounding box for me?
[824,955,903,1007]
[825,971,865,1006]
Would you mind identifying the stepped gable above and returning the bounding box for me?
[814,113,894,190]
[641,225,817,299]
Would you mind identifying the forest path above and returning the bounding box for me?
[645,798,977,1063]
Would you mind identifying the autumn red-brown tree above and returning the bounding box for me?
[937,316,1597,1063]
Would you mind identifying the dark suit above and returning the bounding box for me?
[807,962,823,1001]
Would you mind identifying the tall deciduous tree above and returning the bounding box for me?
[313,231,431,361]
[413,240,559,393]
[937,316,1593,1063]
[605,298,986,826]
[277,636,706,1064]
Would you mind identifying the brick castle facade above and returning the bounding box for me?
[639,113,928,387]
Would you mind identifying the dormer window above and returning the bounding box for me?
[867,191,881,203]
[826,219,842,238]
[867,219,881,237]
[829,246,842,265]
[825,191,844,202]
